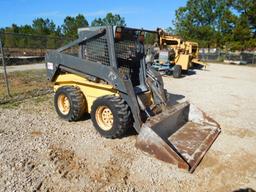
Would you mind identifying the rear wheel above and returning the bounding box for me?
[54,86,86,121]
[165,69,172,76]
[91,95,132,138]
[173,65,182,78]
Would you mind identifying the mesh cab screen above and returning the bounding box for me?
[115,40,141,86]
[83,35,110,66]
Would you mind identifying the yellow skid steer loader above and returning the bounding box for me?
[45,26,220,172]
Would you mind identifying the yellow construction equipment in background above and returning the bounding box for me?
[150,28,206,78]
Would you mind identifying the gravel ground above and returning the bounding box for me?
[0,63,256,192]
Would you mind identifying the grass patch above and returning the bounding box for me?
[0,69,52,101]
[33,94,52,104]
[0,94,52,109]
[0,100,23,109]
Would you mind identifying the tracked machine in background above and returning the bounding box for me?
[45,26,220,172]
[147,28,206,78]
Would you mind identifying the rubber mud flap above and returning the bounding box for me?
[136,102,221,173]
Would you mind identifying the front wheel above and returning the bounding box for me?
[91,95,133,138]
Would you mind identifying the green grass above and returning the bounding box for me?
[0,69,52,102]
[0,94,52,109]
[0,100,23,109]
[33,94,52,103]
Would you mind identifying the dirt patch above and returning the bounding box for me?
[225,127,256,138]
[0,69,51,102]
[48,146,84,180]
[212,152,256,191]
[31,131,43,137]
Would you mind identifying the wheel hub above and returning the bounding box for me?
[96,106,113,131]
[57,94,70,115]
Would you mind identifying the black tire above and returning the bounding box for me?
[165,69,172,76]
[54,86,86,121]
[173,65,182,78]
[91,95,132,139]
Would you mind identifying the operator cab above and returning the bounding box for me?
[78,26,148,93]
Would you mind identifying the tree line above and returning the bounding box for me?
[0,13,126,49]
[173,0,256,51]
[1,1,255,51]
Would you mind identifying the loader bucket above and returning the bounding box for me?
[136,102,221,173]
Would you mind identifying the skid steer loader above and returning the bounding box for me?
[45,26,220,173]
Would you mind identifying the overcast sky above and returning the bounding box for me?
[0,0,187,30]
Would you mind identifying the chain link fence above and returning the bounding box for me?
[199,48,256,65]
[0,32,72,104]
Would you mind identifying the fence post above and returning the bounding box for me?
[0,35,11,97]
